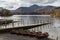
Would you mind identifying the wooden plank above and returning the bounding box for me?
[0,22,50,30]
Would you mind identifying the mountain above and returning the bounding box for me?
[15,4,57,12]
[14,4,60,15]
[34,6,55,11]
[15,4,41,12]
[34,6,57,15]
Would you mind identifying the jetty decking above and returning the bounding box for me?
[0,21,50,31]
[0,19,13,25]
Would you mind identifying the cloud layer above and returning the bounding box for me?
[0,0,59,10]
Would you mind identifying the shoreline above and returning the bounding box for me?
[12,15,50,16]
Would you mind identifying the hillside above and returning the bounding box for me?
[34,6,56,15]
[15,4,40,12]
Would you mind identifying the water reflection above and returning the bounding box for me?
[0,15,60,40]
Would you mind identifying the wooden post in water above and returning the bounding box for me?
[56,36,58,40]
[36,27,38,32]
[34,28,35,32]
[23,19,24,26]
[12,22,14,27]
[18,22,20,27]
[42,21,45,32]
[21,19,23,26]
[5,21,6,28]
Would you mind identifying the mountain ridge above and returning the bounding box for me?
[15,5,59,12]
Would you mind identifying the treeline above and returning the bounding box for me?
[34,9,52,15]
[14,12,46,15]
[0,9,52,17]
[0,9,60,17]
[50,8,60,17]
[0,9,50,17]
[0,9,13,16]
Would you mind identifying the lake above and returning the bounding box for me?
[0,15,60,40]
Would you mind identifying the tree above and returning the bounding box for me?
[0,9,13,16]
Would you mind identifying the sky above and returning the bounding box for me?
[0,0,60,10]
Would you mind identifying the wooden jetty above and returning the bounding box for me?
[0,19,13,25]
[0,22,50,33]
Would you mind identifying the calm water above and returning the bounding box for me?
[0,15,60,40]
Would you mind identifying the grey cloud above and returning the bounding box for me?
[45,0,57,4]
[21,0,44,3]
[21,0,57,4]
[0,0,59,10]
